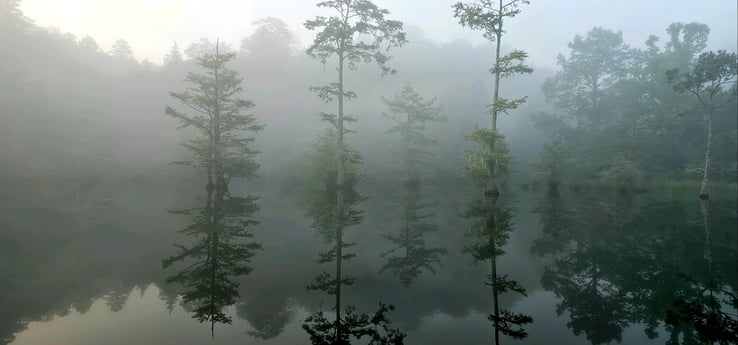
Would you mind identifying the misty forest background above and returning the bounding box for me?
[1,0,737,343]
[2,1,736,194]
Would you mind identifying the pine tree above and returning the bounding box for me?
[162,41,263,337]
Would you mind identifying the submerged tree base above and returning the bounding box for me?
[698,193,709,200]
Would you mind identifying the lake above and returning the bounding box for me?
[2,177,736,345]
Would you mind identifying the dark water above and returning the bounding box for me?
[1,177,736,345]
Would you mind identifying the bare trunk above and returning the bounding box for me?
[335,51,345,340]
[699,111,712,198]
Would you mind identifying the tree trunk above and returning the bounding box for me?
[489,4,503,344]
[486,0,503,197]
[335,51,345,340]
[699,110,712,199]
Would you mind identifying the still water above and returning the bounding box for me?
[2,177,736,345]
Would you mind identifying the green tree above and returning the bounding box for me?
[453,0,532,195]
[452,5,533,334]
[161,41,263,337]
[619,23,710,177]
[303,0,406,337]
[380,84,447,287]
[667,50,737,199]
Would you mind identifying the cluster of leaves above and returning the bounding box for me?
[463,128,513,186]
[596,157,642,192]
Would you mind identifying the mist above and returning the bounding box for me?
[1,1,737,345]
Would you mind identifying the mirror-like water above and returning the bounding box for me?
[2,177,735,345]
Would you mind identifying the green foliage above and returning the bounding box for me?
[535,22,737,184]
[304,129,365,243]
[380,180,447,287]
[162,43,263,336]
[162,198,262,329]
[462,200,514,261]
[667,50,738,110]
[382,84,446,173]
[542,27,632,127]
[452,0,530,42]
[490,49,533,78]
[165,47,263,179]
[597,158,642,191]
[534,139,570,187]
[304,0,407,75]
[380,84,447,287]
[463,128,513,186]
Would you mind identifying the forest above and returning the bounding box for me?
[0,0,736,344]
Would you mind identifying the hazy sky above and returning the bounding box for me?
[19,0,738,67]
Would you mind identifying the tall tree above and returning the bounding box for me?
[452,4,533,339]
[303,0,406,338]
[161,41,264,337]
[380,84,447,287]
[453,0,532,195]
[667,50,737,199]
[535,27,635,183]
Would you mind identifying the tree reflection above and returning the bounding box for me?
[380,84,447,288]
[663,199,738,345]
[533,190,738,344]
[463,194,533,343]
[300,128,406,344]
[238,297,296,340]
[162,195,261,336]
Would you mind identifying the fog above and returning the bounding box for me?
[1,1,737,345]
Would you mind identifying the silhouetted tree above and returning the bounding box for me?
[303,0,406,338]
[162,41,263,337]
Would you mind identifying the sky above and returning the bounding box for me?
[19,0,738,68]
